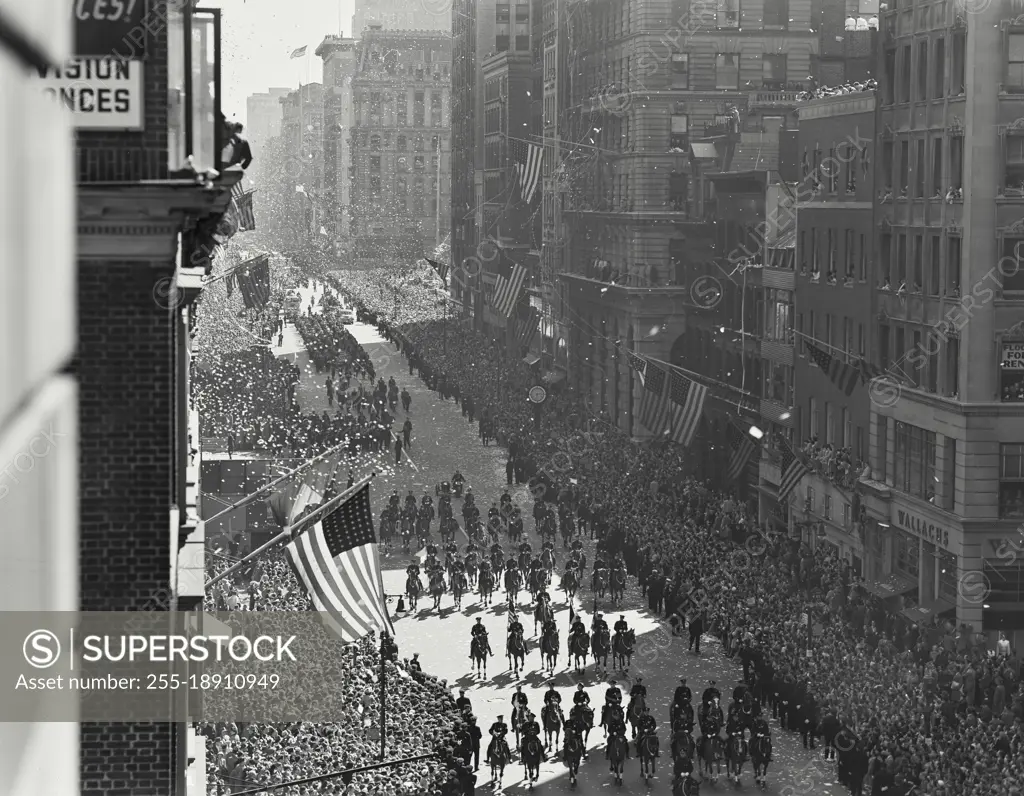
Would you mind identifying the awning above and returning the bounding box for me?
[862,574,917,600]
[542,370,566,385]
[691,142,718,159]
[523,354,541,366]
[900,598,956,625]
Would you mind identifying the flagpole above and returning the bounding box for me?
[203,440,355,527]
[379,635,387,761]
[204,473,376,591]
[435,134,442,248]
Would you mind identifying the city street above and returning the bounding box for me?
[276,283,845,795]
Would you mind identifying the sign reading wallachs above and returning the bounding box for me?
[37,58,143,130]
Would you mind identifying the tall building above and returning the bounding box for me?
[349,27,451,269]
[281,83,324,243]
[557,0,818,435]
[781,88,877,573]
[245,87,291,162]
[0,3,77,794]
[318,35,360,261]
[351,0,450,35]
[70,1,237,791]
[867,0,1024,647]
[452,0,498,316]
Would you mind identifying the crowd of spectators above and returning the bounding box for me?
[801,438,869,491]
[366,305,1024,796]
[202,555,474,795]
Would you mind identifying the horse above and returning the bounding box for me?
[529,568,549,601]
[479,569,495,607]
[593,567,608,599]
[670,701,695,734]
[725,732,749,785]
[673,773,701,796]
[638,729,660,782]
[490,549,504,580]
[563,731,584,787]
[533,598,553,634]
[568,631,590,671]
[439,518,455,546]
[470,635,490,677]
[750,734,771,789]
[429,574,445,612]
[671,729,696,763]
[450,570,466,611]
[609,566,627,603]
[520,734,543,789]
[613,629,635,672]
[542,702,563,751]
[518,550,532,582]
[400,516,414,553]
[465,556,478,589]
[506,516,522,544]
[569,704,594,750]
[601,704,624,738]
[541,627,559,673]
[560,517,574,549]
[540,547,556,575]
[405,574,422,612]
[507,629,528,677]
[606,732,629,785]
[561,569,579,603]
[626,694,646,739]
[504,568,522,604]
[591,627,610,670]
[698,733,723,783]
[511,703,528,748]
[488,736,510,787]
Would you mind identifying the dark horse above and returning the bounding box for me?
[507,629,528,678]
[569,704,594,752]
[612,629,635,672]
[470,635,490,677]
[541,626,559,674]
[750,734,772,789]
[591,627,610,670]
[638,729,660,782]
[563,730,584,787]
[568,630,590,672]
[725,731,749,785]
[606,732,629,785]
[521,734,543,789]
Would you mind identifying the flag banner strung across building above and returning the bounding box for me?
[512,139,543,204]
[778,437,811,501]
[668,370,707,446]
[285,483,394,643]
[639,361,672,434]
[725,420,757,482]
[290,45,307,58]
[491,262,527,318]
[515,308,540,350]
[805,340,860,396]
[291,453,342,524]
[237,255,271,309]
[233,190,256,232]
[424,257,448,283]
[627,351,647,384]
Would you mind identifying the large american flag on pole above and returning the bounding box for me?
[491,263,527,318]
[778,437,811,501]
[285,483,394,643]
[667,370,707,446]
[726,421,757,482]
[513,139,543,204]
[639,362,672,434]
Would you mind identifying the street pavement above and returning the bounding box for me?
[275,282,846,795]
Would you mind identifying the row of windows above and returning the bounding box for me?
[800,229,869,283]
[362,134,446,152]
[874,420,955,511]
[797,312,867,363]
[806,398,864,459]
[877,322,959,397]
[880,32,966,105]
[880,135,964,196]
[878,232,962,294]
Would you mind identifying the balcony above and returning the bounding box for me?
[748,90,801,109]
[167,5,224,174]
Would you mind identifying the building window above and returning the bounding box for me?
[1010,34,1024,89]
[763,288,792,342]
[809,397,818,439]
[369,155,380,171]
[877,416,888,481]
[369,174,381,191]
[718,0,739,28]
[671,54,689,89]
[763,54,787,89]
[715,53,739,89]
[842,407,851,448]
[825,402,835,445]
[763,0,788,28]
[894,530,920,579]
[937,550,958,602]
[1005,135,1024,196]
[1000,443,1024,517]
[894,421,937,501]
[670,114,688,149]
[932,137,943,197]
[1001,237,1024,291]
[940,437,956,511]
[933,38,945,98]
[414,155,425,170]
[824,494,832,521]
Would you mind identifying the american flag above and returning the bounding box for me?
[491,263,527,318]
[667,370,707,446]
[639,362,672,434]
[726,422,757,482]
[778,438,811,501]
[805,341,859,396]
[285,483,395,643]
[231,181,247,200]
[513,140,543,204]
[234,190,256,231]
[424,257,449,284]
[515,308,540,350]
[858,357,888,384]
[627,351,647,384]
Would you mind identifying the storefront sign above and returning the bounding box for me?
[74,0,150,58]
[892,506,951,549]
[38,58,143,129]
[1002,341,1024,369]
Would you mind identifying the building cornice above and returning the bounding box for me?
[797,93,876,120]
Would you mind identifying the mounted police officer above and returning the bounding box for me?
[470,617,492,658]
[674,677,693,706]
[573,682,591,707]
[543,681,561,707]
[703,680,722,705]
[487,715,511,765]
[592,612,609,635]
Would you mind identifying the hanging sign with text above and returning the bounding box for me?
[38,59,144,130]
[1002,342,1024,369]
[73,0,150,58]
